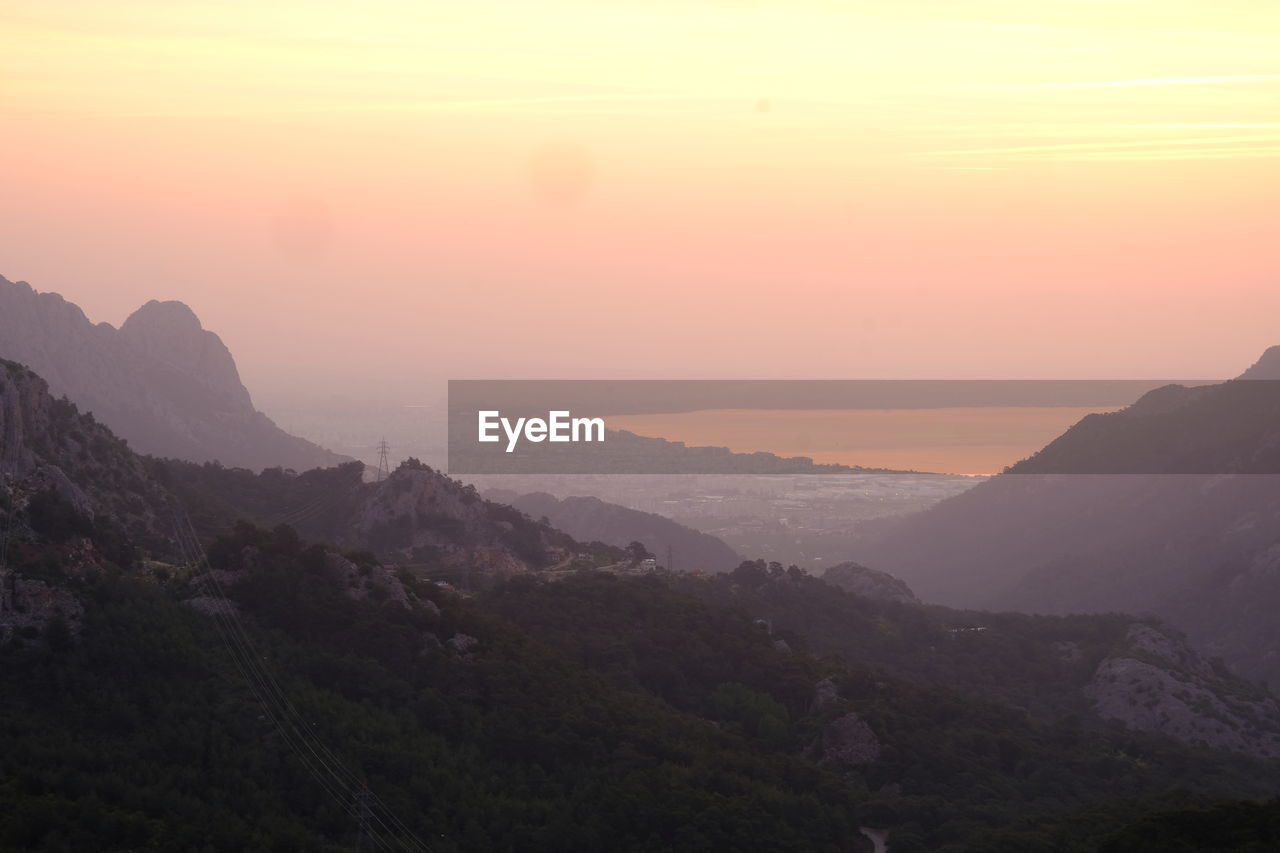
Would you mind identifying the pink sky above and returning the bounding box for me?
[3,1,1279,405]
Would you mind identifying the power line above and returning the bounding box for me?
[166,498,433,852]
[356,783,374,853]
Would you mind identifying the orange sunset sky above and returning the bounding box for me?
[3,1,1279,405]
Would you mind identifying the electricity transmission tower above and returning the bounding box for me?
[375,438,391,482]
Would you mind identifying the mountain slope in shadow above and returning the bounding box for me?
[856,350,1280,686]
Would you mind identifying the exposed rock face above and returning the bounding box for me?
[0,275,348,471]
[1,360,173,553]
[354,467,570,572]
[118,300,254,414]
[447,633,479,659]
[321,551,412,608]
[28,464,95,520]
[813,676,840,711]
[1123,623,1214,679]
[821,562,919,604]
[0,569,83,642]
[1084,623,1280,758]
[818,712,881,766]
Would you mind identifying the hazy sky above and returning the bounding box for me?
[3,1,1279,404]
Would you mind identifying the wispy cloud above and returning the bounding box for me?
[917,123,1280,164]
[966,74,1280,91]
[920,132,1280,157]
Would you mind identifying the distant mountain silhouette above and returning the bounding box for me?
[1238,345,1280,380]
[0,275,348,471]
[1004,378,1280,475]
[452,423,918,475]
[484,489,744,573]
[856,347,1280,686]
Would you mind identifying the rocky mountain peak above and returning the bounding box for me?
[0,275,348,470]
[121,299,204,335]
[119,298,252,410]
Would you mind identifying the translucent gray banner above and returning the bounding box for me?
[447,378,1279,475]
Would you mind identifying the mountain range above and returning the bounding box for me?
[0,275,347,471]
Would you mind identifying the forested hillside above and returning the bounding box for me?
[5,361,1280,850]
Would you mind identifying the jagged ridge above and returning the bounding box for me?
[0,275,348,471]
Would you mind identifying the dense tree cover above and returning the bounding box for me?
[1101,797,1280,852]
[4,524,1279,851]
[672,561,1266,722]
[483,570,1280,851]
[146,458,369,543]
[150,459,615,576]
[0,527,860,851]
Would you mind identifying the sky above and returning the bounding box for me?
[3,0,1279,406]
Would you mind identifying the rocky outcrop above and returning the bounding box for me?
[1084,623,1280,758]
[447,633,479,661]
[0,275,348,471]
[321,551,412,608]
[354,466,572,572]
[817,712,881,766]
[0,569,83,642]
[821,562,918,604]
[813,676,840,711]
